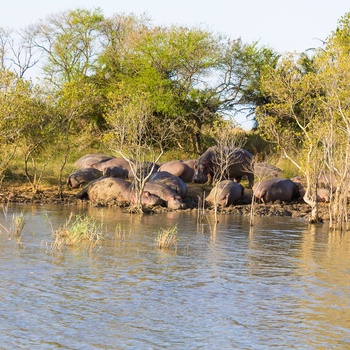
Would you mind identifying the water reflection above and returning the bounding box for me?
[0,205,349,349]
[298,225,350,348]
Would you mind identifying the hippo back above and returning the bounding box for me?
[87,177,132,205]
[206,180,244,207]
[253,178,300,203]
[158,160,195,183]
[92,157,131,172]
[74,154,114,169]
[67,168,102,188]
[193,146,254,187]
[149,171,188,199]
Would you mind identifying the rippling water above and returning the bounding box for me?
[0,204,350,349]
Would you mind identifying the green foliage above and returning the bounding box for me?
[6,7,350,194]
[51,213,104,252]
[256,11,350,227]
[34,8,105,84]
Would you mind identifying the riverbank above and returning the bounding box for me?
[0,182,328,221]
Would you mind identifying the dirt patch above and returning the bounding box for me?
[0,182,329,221]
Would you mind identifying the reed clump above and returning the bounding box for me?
[51,213,104,252]
[13,212,26,237]
[155,225,178,250]
[0,205,26,248]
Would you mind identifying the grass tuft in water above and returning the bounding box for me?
[0,206,26,249]
[155,225,178,250]
[51,213,104,252]
[13,212,26,237]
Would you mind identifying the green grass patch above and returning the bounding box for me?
[51,213,105,252]
[155,225,178,250]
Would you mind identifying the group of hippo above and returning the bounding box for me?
[67,146,321,210]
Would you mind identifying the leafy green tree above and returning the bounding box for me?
[98,17,278,153]
[257,11,350,228]
[0,68,57,192]
[256,52,326,223]
[312,12,350,229]
[54,77,103,195]
[31,8,104,85]
[1,8,280,171]
[104,86,177,213]
[0,69,24,184]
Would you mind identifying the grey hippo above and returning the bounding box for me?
[192,146,254,187]
[252,178,302,203]
[205,180,244,207]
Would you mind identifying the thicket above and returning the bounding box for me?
[0,8,278,191]
[257,12,350,229]
[1,8,350,228]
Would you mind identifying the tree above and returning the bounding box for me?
[312,12,350,229]
[31,8,105,85]
[0,69,23,184]
[208,121,248,222]
[256,12,350,228]
[103,86,177,213]
[0,68,57,192]
[256,53,324,223]
[97,17,278,153]
[54,77,102,196]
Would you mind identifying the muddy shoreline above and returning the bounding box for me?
[0,183,331,222]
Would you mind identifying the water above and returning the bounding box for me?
[0,204,350,349]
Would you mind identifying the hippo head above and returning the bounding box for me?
[192,160,209,184]
[141,191,164,207]
[130,191,164,207]
[167,195,185,210]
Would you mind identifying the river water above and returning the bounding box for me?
[0,204,349,349]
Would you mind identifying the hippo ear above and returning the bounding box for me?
[143,191,150,198]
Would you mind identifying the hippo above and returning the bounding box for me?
[67,168,102,188]
[317,172,336,189]
[91,157,132,172]
[102,166,129,179]
[253,162,282,179]
[317,188,331,202]
[158,160,195,182]
[87,177,130,205]
[205,180,244,207]
[128,162,160,180]
[291,175,334,202]
[129,190,164,207]
[149,171,188,199]
[192,146,254,187]
[76,177,163,207]
[74,153,114,169]
[144,182,185,210]
[252,178,301,203]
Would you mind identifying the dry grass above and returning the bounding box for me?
[50,212,104,252]
[0,205,25,235]
[155,225,178,250]
[0,205,26,248]
[12,212,26,237]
